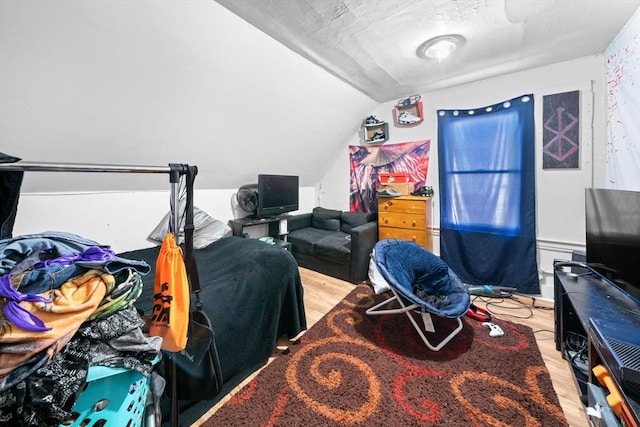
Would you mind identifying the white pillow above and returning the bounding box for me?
[148,206,231,249]
[368,250,391,294]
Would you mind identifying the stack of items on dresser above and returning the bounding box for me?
[0,231,162,426]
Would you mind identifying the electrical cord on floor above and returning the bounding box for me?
[530,295,554,311]
[472,294,534,320]
[471,293,557,338]
[528,296,555,338]
[531,328,555,340]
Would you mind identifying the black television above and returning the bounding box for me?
[585,187,640,302]
[256,174,299,218]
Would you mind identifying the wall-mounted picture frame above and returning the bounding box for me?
[542,90,580,169]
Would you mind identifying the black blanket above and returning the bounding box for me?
[119,236,307,425]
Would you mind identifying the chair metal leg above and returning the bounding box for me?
[366,293,420,315]
[366,288,464,351]
[405,311,463,351]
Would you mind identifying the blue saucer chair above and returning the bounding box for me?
[366,239,471,351]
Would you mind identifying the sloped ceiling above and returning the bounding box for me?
[215,0,640,102]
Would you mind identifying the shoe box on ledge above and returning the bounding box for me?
[378,173,414,195]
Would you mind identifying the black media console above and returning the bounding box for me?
[554,260,640,425]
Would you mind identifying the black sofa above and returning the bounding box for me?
[287,207,378,283]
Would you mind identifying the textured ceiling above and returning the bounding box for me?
[215,0,640,102]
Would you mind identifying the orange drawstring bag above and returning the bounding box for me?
[149,232,189,352]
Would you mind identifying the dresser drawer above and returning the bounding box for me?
[378,226,430,248]
[378,198,426,214]
[377,196,433,250]
[378,212,425,230]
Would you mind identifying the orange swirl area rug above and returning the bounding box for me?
[204,284,568,426]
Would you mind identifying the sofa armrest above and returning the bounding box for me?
[287,213,313,232]
[349,221,378,283]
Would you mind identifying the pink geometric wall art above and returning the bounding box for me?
[542,90,580,169]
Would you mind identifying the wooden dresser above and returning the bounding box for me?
[377,195,433,250]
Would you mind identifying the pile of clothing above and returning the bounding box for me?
[0,231,162,426]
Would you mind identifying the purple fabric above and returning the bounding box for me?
[0,246,114,331]
[34,245,115,269]
[0,274,52,332]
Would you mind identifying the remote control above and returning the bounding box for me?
[482,322,504,337]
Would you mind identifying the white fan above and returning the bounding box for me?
[236,184,259,215]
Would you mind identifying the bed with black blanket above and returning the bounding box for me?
[119,235,307,425]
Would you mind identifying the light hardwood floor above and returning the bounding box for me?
[195,267,588,426]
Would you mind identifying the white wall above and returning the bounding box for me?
[3,2,627,302]
[0,0,375,193]
[604,6,640,190]
[12,187,317,253]
[8,45,607,301]
[320,55,606,300]
[1,1,369,252]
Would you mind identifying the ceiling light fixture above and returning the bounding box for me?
[417,34,466,62]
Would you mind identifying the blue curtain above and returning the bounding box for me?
[437,95,539,294]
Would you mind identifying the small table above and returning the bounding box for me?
[228,217,282,238]
[273,239,292,252]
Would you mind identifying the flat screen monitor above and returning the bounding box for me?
[257,174,299,218]
[586,188,640,302]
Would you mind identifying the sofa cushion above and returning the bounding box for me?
[288,227,337,256]
[340,211,372,233]
[314,233,351,263]
[311,207,342,231]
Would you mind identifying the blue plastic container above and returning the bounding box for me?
[59,365,153,427]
